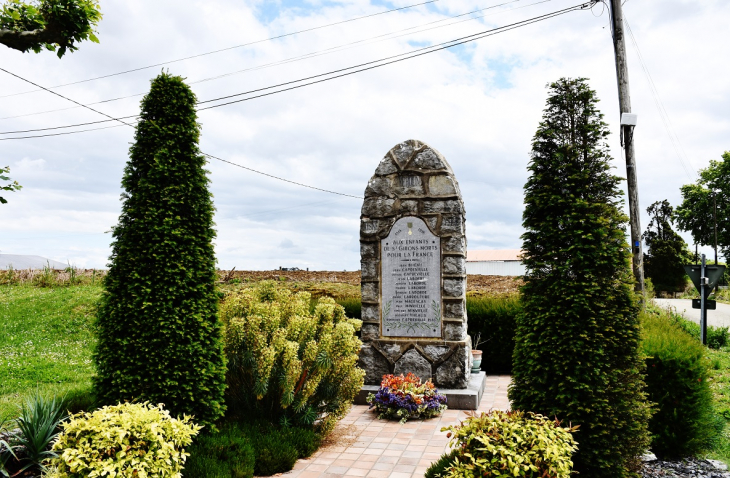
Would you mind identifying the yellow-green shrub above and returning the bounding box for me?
[433,410,578,478]
[46,402,200,478]
[221,281,364,433]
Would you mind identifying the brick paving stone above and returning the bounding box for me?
[281,374,510,477]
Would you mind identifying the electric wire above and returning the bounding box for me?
[623,15,696,180]
[201,153,362,198]
[0,0,536,122]
[0,68,363,198]
[0,0,439,98]
[1,1,593,135]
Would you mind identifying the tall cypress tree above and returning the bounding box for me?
[643,200,692,293]
[509,78,650,477]
[94,72,226,428]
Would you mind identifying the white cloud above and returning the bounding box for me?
[1,0,728,268]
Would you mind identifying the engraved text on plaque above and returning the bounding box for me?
[381,216,441,338]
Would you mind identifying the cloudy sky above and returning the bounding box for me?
[1,0,728,270]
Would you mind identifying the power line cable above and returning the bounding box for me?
[1,1,589,135]
[0,0,533,122]
[0,67,136,129]
[0,68,362,198]
[201,153,362,198]
[623,15,696,179]
[0,0,439,99]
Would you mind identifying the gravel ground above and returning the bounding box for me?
[641,456,730,478]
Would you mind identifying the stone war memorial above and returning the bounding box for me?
[356,139,486,409]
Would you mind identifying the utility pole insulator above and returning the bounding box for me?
[609,0,644,295]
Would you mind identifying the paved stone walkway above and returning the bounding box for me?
[284,375,511,478]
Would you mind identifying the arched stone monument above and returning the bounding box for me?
[358,139,472,392]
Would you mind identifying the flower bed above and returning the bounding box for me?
[367,373,447,423]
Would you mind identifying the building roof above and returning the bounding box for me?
[466,249,523,262]
[0,254,69,270]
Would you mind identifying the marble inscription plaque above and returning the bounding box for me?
[381,216,441,338]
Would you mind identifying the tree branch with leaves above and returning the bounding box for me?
[0,166,22,204]
[0,0,101,57]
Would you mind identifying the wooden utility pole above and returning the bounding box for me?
[609,0,644,294]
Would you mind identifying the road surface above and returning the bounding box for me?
[653,298,730,328]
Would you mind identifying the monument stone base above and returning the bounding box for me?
[354,372,487,410]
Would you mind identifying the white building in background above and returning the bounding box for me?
[466,250,525,276]
[0,254,68,270]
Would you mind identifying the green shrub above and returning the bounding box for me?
[642,308,723,458]
[280,426,321,458]
[424,450,458,478]
[185,424,255,478]
[667,311,730,350]
[47,402,200,478]
[93,72,227,429]
[434,410,577,478]
[335,296,361,320]
[248,430,298,476]
[509,77,651,477]
[466,294,521,373]
[222,281,364,434]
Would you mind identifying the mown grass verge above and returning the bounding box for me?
[0,284,100,418]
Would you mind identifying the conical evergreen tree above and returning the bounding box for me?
[509,78,650,477]
[94,72,226,428]
[643,200,692,293]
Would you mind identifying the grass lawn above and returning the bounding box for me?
[705,346,730,463]
[0,284,101,418]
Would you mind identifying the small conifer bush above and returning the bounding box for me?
[509,77,651,477]
[93,72,226,429]
[642,307,723,458]
[221,281,364,434]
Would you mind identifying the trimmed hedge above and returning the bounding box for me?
[466,294,521,373]
[642,307,723,458]
[184,424,255,478]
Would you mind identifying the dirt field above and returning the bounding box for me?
[1,268,522,296]
[216,270,522,295]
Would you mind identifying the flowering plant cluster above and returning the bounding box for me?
[367,373,447,423]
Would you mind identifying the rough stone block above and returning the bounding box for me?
[392,141,416,167]
[379,343,402,363]
[444,278,466,298]
[361,219,380,236]
[361,324,379,342]
[400,199,419,214]
[375,157,398,176]
[444,300,465,319]
[422,345,452,363]
[444,322,467,341]
[360,242,378,259]
[428,175,458,196]
[362,282,378,302]
[362,198,397,217]
[361,304,379,322]
[359,344,392,384]
[413,148,447,170]
[364,176,394,198]
[435,347,469,388]
[442,236,466,254]
[394,348,433,380]
[361,260,378,280]
[423,200,463,214]
[422,215,439,233]
[441,214,464,234]
[444,256,466,275]
[396,175,424,195]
